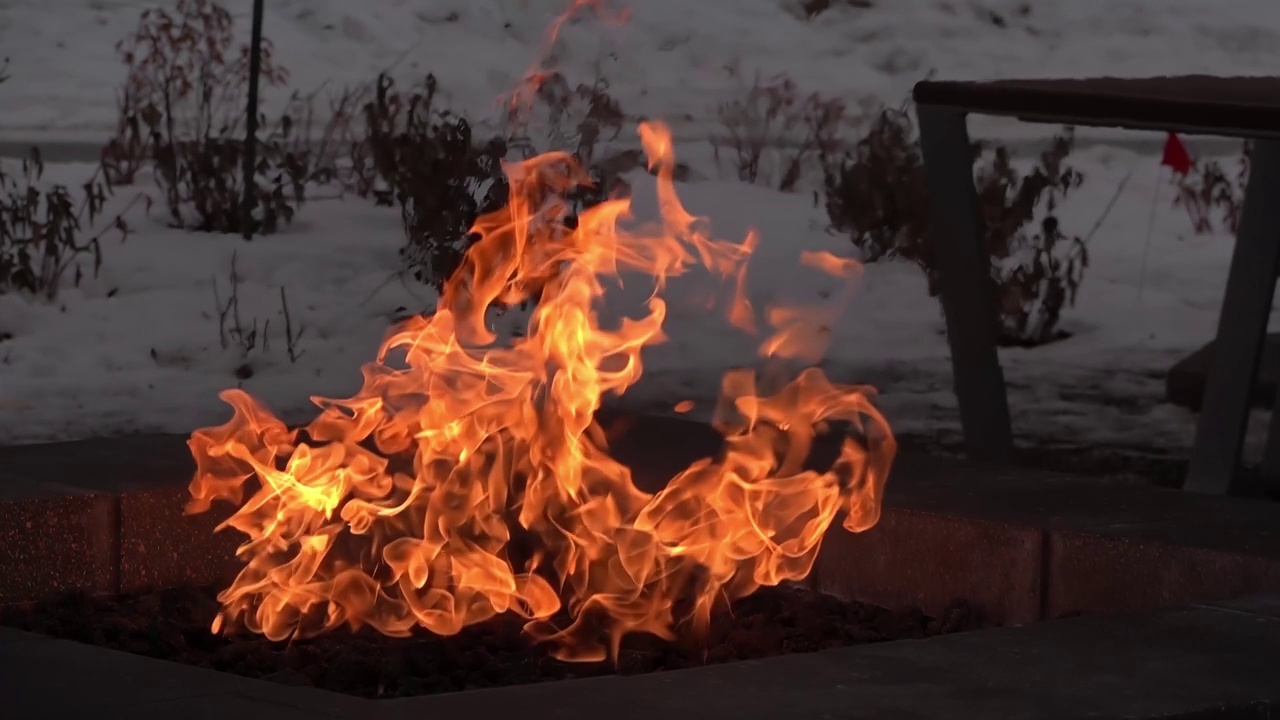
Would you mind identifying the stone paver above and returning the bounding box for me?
[4,414,1280,622]
[0,627,366,720]
[0,481,116,604]
[813,504,1044,625]
[6,597,1277,719]
[375,598,1280,720]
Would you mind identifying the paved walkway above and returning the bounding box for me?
[3,595,1278,719]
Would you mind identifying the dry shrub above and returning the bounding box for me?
[975,133,1087,345]
[823,106,1087,346]
[509,72,625,161]
[713,72,847,191]
[109,0,325,236]
[279,82,371,192]
[353,71,635,291]
[1172,141,1249,235]
[100,88,154,186]
[0,150,134,299]
[115,0,288,145]
[352,74,510,289]
[508,70,632,211]
[820,106,928,264]
[153,128,312,235]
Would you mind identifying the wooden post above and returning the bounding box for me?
[1185,138,1280,494]
[240,0,265,240]
[916,105,1015,465]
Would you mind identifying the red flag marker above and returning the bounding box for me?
[1139,132,1194,305]
[1161,132,1193,175]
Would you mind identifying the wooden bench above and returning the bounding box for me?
[912,76,1280,496]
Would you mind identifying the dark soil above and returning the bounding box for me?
[0,585,979,698]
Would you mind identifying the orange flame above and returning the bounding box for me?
[504,0,631,127]
[186,4,892,660]
[187,121,893,661]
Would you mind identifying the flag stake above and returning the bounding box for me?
[1139,132,1194,304]
[1137,166,1163,305]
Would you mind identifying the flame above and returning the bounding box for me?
[504,0,631,126]
[186,7,893,662]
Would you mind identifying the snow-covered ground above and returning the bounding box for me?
[0,0,1278,460]
[0,139,1262,460]
[2,0,1280,143]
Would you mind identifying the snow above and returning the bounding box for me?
[2,0,1280,142]
[0,138,1260,459]
[0,0,1278,459]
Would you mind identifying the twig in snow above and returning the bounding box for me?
[280,286,306,363]
[211,250,264,355]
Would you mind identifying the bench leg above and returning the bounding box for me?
[916,106,1014,464]
[1259,381,1280,495]
[1185,139,1280,495]
[1252,148,1280,495]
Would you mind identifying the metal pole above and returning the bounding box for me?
[240,0,265,240]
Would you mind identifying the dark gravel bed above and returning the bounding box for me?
[0,585,978,698]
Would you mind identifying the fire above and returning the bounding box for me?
[185,7,893,664]
[504,0,630,126]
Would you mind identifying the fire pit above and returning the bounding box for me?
[176,135,894,657]
[0,584,975,698]
[161,5,897,664]
[0,97,927,697]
